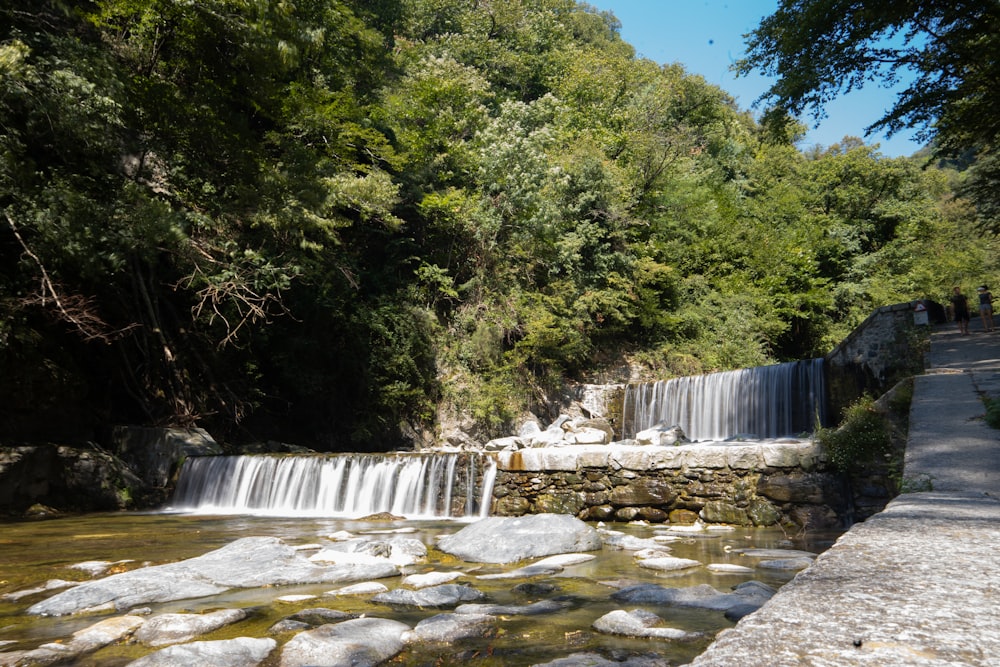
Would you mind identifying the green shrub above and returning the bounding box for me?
[984,397,1000,429]
[817,395,891,472]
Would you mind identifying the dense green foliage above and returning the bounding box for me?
[2,0,998,449]
[739,0,1000,232]
[817,396,892,472]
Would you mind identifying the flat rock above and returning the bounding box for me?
[437,514,602,564]
[127,637,276,667]
[135,609,248,647]
[611,582,774,611]
[407,612,497,642]
[592,609,703,641]
[325,581,388,596]
[279,617,410,667]
[455,599,571,616]
[402,571,462,588]
[28,536,399,616]
[637,556,701,572]
[372,583,485,608]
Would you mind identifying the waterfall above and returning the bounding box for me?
[622,358,826,442]
[169,452,496,520]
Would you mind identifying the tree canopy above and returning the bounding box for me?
[738,0,1000,229]
[1,0,997,449]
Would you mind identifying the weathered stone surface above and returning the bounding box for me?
[637,556,701,572]
[279,618,409,667]
[436,514,602,564]
[128,637,276,667]
[28,537,399,616]
[0,445,144,512]
[371,584,485,608]
[746,497,782,526]
[611,582,774,611]
[402,571,462,589]
[757,472,826,503]
[534,490,586,515]
[407,613,497,642]
[455,599,571,616]
[533,652,671,666]
[699,500,749,525]
[609,478,676,506]
[592,609,703,641]
[112,425,221,488]
[136,609,248,647]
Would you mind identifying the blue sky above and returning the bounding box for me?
[586,1,924,157]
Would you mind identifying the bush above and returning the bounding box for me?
[984,397,1000,429]
[817,395,891,472]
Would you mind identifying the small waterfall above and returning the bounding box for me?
[169,452,496,520]
[622,358,826,441]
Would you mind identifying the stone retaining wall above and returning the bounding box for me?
[490,442,849,529]
[824,301,932,419]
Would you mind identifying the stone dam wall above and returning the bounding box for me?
[490,441,849,529]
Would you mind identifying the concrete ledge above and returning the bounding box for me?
[691,492,1000,666]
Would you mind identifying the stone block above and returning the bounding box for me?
[609,445,686,471]
[725,445,763,470]
[685,446,730,469]
[609,478,677,506]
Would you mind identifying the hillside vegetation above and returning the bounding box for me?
[2,0,999,450]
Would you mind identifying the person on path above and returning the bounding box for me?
[977,285,994,332]
[951,286,971,335]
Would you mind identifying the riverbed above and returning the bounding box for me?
[0,511,840,666]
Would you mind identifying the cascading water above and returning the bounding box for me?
[622,358,827,441]
[169,452,496,520]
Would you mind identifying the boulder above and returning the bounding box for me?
[112,426,221,488]
[128,637,276,667]
[279,618,410,667]
[437,514,602,564]
[634,423,687,447]
[407,613,497,642]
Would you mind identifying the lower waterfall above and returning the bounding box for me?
[169,452,497,520]
[621,358,827,441]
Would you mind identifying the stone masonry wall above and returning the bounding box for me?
[490,442,849,529]
[824,301,932,420]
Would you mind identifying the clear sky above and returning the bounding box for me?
[586,0,925,157]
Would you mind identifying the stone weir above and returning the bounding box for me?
[489,440,848,529]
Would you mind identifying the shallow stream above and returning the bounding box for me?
[0,512,840,666]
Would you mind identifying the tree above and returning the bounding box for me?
[737,0,1000,234]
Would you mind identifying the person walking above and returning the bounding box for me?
[977,285,994,332]
[951,286,971,335]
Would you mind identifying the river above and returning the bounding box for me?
[0,510,840,665]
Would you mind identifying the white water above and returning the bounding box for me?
[622,358,826,441]
[169,452,496,520]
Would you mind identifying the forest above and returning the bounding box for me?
[3,0,999,451]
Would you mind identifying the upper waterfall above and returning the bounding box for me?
[169,451,496,520]
[621,358,826,441]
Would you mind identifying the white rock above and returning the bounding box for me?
[402,571,462,589]
[326,581,389,597]
[637,556,702,572]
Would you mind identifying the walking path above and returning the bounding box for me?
[691,321,1000,667]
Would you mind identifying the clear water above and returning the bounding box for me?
[0,511,840,666]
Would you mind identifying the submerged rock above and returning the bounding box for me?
[611,582,774,611]
[592,609,703,640]
[437,514,602,564]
